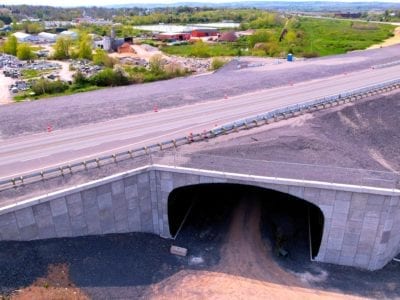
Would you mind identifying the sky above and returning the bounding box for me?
[1,0,400,7]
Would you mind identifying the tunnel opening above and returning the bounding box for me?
[168,184,324,261]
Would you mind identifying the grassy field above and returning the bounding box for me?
[163,42,244,57]
[294,18,395,56]
[14,84,102,102]
[21,69,52,79]
[162,17,395,58]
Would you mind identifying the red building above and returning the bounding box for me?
[191,28,219,38]
[157,32,191,41]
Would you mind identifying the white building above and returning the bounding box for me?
[59,30,78,40]
[38,32,57,43]
[12,32,38,42]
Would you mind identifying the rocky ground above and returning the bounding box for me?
[185,89,400,172]
[1,45,400,139]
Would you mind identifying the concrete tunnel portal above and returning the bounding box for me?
[168,183,324,260]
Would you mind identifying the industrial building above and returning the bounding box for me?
[12,32,38,43]
[38,32,57,43]
[59,30,78,40]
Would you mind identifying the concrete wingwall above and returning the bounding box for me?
[0,165,399,271]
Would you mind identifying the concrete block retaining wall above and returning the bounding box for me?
[0,165,399,271]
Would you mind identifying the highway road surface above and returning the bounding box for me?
[1,64,400,180]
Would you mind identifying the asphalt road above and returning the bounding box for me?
[1,64,400,180]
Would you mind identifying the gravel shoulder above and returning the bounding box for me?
[1,45,400,139]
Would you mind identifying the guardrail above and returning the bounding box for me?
[1,77,400,191]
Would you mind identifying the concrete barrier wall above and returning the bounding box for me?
[0,167,164,241]
[0,165,399,271]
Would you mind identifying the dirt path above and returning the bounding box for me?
[368,26,400,49]
[0,72,14,105]
[47,60,73,82]
[216,198,301,285]
[144,200,363,299]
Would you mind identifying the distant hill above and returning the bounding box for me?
[106,1,400,12]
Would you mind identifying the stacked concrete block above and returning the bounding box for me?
[66,193,87,236]
[33,202,56,239]
[0,165,399,271]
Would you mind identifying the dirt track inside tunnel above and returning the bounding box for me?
[143,197,360,300]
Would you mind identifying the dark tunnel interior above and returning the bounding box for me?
[168,184,324,259]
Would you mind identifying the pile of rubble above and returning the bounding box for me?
[70,59,103,77]
[1,54,61,80]
[24,60,60,71]
[0,54,23,78]
[9,80,29,94]
[118,57,148,67]
[168,56,211,73]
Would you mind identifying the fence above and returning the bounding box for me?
[1,78,400,191]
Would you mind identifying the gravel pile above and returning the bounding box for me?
[188,91,400,173]
[169,56,211,73]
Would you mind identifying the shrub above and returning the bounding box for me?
[73,71,89,86]
[31,79,69,95]
[89,68,130,87]
[164,61,186,76]
[149,54,165,75]
[302,52,320,58]
[191,40,210,58]
[210,57,227,70]
[17,43,35,60]
[93,49,115,68]
[3,35,18,56]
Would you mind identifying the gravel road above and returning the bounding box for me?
[1,45,400,139]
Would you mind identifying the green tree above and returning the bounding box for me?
[53,36,72,60]
[0,14,12,25]
[77,33,93,60]
[3,35,18,56]
[285,31,297,44]
[23,22,44,34]
[248,30,272,48]
[16,43,35,60]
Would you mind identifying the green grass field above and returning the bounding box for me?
[294,18,394,56]
[162,17,395,58]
